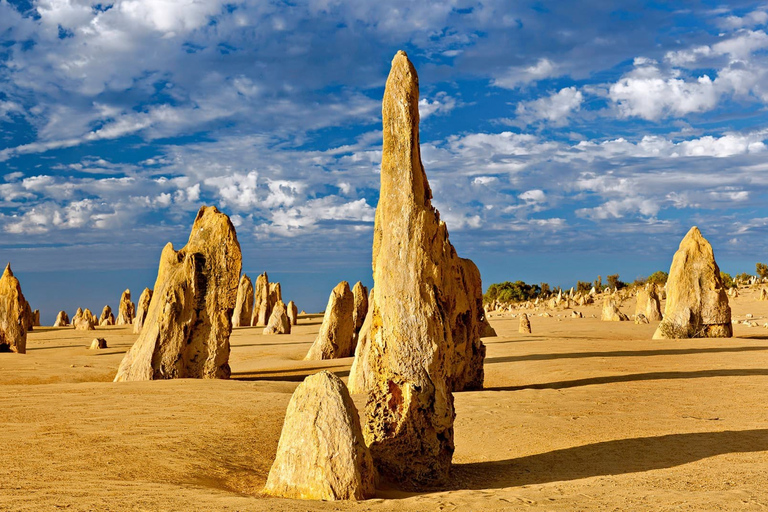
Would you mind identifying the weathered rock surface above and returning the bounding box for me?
[53,310,70,327]
[99,305,115,326]
[114,206,242,381]
[232,274,254,327]
[287,300,298,326]
[116,289,135,326]
[133,288,153,334]
[263,300,291,335]
[89,338,108,349]
[251,273,270,326]
[362,51,486,487]
[264,371,376,501]
[635,285,662,322]
[635,313,649,324]
[653,227,732,339]
[270,282,282,306]
[21,299,34,331]
[760,288,768,301]
[481,316,497,337]
[73,308,96,331]
[602,297,629,321]
[0,264,28,353]
[348,289,374,394]
[32,309,40,327]
[352,281,368,341]
[519,313,532,334]
[305,281,355,360]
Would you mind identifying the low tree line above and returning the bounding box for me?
[485,262,768,305]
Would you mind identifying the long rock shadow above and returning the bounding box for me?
[450,429,768,490]
[24,345,75,351]
[484,368,768,392]
[231,366,350,382]
[234,341,313,348]
[485,345,768,365]
[486,335,599,345]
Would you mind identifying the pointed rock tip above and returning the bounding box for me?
[388,50,418,88]
[390,50,415,71]
[682,226,705,243]
[194,204,222,222]
[2,262,11,277]
[393,50,409,63]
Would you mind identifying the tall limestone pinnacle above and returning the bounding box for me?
[0,263,28,353]
[114,206,242,381]
[363,50,487,487]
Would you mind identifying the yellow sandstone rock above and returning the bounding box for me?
[264,371,376,501]
[116,289,135,325]
[287,300,298,326]
[351,281,368,343]
[305,281,355,360]
[99,305,114,326]
[114,206,241,381]
[132,288,153,334]
[635,284,662,322]
[348,288,374,394]
[232,274,254,327]
[363,51,486,487]
[653,227,732,339]
[519,313,532,334]
[602,297,629,321]
[73,308,96,331]
[0,264,28,353]
[263,300,291,335]
[53,310,69,327]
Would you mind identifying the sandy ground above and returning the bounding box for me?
[3,291,768,511]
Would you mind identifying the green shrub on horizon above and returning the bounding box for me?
[646,271,668,286]
[484,281,541,304]
[606,274,626,290]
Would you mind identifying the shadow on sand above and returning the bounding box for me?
[485,345,768,365]
[231,366,350,382]
[449,429,768,490]
[483,368,768,392]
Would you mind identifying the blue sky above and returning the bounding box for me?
[3,0,768,320]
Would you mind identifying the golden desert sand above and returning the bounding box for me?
[2,289,768,510]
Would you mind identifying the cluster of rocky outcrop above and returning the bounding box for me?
[252,273,283,327]
[116,289,135,325]
[229,271,298,333]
